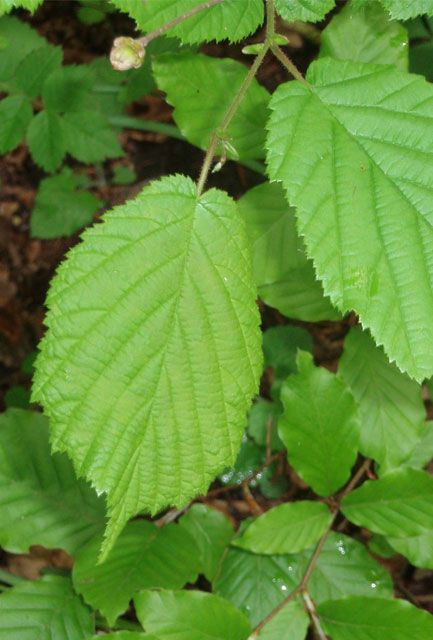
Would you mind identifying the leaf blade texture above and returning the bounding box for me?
[275,0,335,22]
[32,174,262,557]
[266,58,433,381]
[279,351,360,496]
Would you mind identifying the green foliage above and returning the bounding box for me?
[233,501,333,554]
[178,504,234,581]
[15,45,63,97]
[0,95,33,154]
[238,182,339,320]
[320,0,409,69]
[267,58,433,381]
[339,327,426,471]
[352,0,433,20]
[27,110,66,172]
[318,597,433,639]
[0,16,44,81]
[0,575,94,639]
[153,53,269,160]
[33,174,262,557]
[111,0,264,45]
[279,351,360,496]
[0,409,105,555]
[134,589,251,640]
[73,520,200,624]
[342,468,433,537]
[275,0,335,23]
[31,170,102,239]
[0,0,42,15]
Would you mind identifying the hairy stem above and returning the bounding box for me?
[139,0,224,46]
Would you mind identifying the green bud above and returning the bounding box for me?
[109,37,145,71]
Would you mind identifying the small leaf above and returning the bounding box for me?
[318,596,433,640]
[263,325,313,380]
[0,94,32,154]
[247,399,283,452]
[387,531,433,569]
[32,175,262,558]
[257,600,309,640]
[238,182,339,320]
[275,0,335,22]
[135,590,251,640]
[112,165,136,185]
[279,351,360,496]
[153,53,269,160]
[178,504,234,582]
[31,170,102,239]
[339,327,425,470]
[15,44,62,97]
[0,15,45,81]
[266,58,433,381]
[341,468,433,537]
[62,110,123,163]
[0,409,105,555]
[42,65,93,113]
[73,520,200,625]
[0,575,93,640]
[112,0,264,45]
[233,501,332,554]
[213,546,299,626]
[27,110,66,173]
[320,0,409,69]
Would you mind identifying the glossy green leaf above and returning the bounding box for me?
[352,0,433,20]
[0,0,42,16]
[42,65,93,113]
[15,45,62,97]
[27,110,66,173]
[134,590,251,640]
[153,53,269,160]
[320,0,408,69]
[0,16,44,81]
[112,0,264,45]
[279,351,360,496]
[62,110,123,163]
[178,504,234,581]
[0,95,32,154]
[341,468,433,537]
[267,58,433,382]
[339,327,425,470]
[213,547,299,626]
[233,501,332,554]
[0,408,105,555]
[32,175,262,558]
[238,182,339,320]
[275,0,335,23]
[318,597,433,640]
[0,575,93,640]
[73,520,199,625]
[299,532,393,602]
[257,600,309,640]
[31,170,102,239]
[387,531,433,569]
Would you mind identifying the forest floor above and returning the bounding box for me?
[0,0,432,623]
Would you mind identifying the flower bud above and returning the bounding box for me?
[110,37,145,71]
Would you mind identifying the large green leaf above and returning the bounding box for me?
[266,58,433,382]
[15,45,62,97]
[352,0,433,20]
[318,597,433,640]
[153,53,269,160]
[42,65,94,113]
[213,547,299,626]
[27,110,66,173]
[111,0,264,45]
[275,0,335,23]
[387,531,433,569]
[233,501,332,554]
[238,182,339,320]
[0,16,44,81]
[32,174,262,557]
[341,468,433,537]
[0,95,32,154]
[73,520,200,625]
[339,327,425,470]
[0,575,93,640]
[279,351,360,496]
[178,504,234,581]
[134,590,251,640]
[0,408,105,555]
[320,0,408,69]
